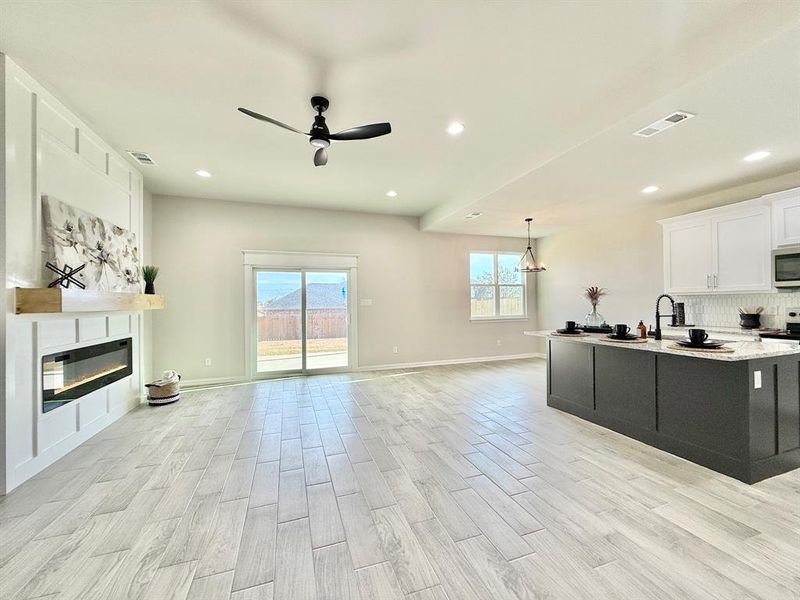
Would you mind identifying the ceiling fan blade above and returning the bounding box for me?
[314,147,328,166]
[329,122,391,141]
[237,107,309,136]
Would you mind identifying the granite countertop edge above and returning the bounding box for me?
[523,330,800,362]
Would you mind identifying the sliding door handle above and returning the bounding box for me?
[706,274,711,288]
[713,274,718,288]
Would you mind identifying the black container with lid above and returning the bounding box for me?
[740,313,761,329]
[674,302,686,326]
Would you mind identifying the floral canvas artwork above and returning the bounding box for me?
[41,195,141,292]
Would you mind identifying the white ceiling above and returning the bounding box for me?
[1,1,799,237]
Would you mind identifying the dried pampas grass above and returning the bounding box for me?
[584,286,607,306]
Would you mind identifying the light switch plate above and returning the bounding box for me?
[754,370,762,389]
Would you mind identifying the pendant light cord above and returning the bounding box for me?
[527,219,532,249]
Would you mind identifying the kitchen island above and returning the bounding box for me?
[526,331,800,483]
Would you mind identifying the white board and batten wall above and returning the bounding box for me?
[659,186,800,295]
[2,55,145,493]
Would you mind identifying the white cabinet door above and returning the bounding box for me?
[663,220,712,294]
[712,207,771,292]
[769,188,800,247]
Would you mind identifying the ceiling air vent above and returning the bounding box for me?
[633,111,695,138]
[126,150,157,166]
[464,212,483,220]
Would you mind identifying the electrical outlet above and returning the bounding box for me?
[204,358,212,367]
[392,346,398,354]
[497,339,502,347]
[754,370,762,389]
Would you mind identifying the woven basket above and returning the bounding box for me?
[146,377,181,406]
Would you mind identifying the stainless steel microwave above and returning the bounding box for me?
[773,246,800,287]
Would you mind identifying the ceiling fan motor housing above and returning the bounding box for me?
[310,114,330,148]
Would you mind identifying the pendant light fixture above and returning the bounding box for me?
[517,217,546,273]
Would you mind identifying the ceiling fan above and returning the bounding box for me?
[238,96,391,166]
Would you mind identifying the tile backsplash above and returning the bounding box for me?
[676,291,800,329]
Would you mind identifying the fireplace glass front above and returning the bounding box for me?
[42,337,133,413]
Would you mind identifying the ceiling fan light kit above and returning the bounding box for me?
[238,96,391,166]
[517,217,546,273]
[313,148,327,166]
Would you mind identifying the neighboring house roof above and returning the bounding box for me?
[268,282,346,309]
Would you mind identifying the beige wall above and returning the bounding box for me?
[535,171,800,351]
[150,195,538,381]
[142,189,154,384]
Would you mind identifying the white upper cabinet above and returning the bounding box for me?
[660,199,773,294]
[712,206,771,292]
[663,219,713,293]
[767,187,800,247]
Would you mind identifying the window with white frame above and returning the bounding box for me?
[469,252,527,319]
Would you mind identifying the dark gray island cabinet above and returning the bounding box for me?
[531,332,800,483]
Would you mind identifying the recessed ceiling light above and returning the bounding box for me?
[446,122,465,136]
[195,170,212,178]
[641,185,660,194]
[386,190,397,198]
[743,150,771,162]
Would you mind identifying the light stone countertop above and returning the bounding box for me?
[524,330,800,362]
[659,324,780,341]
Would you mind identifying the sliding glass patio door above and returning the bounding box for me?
[305,272,349,370]
[256,270,303,373]
[255,269,350,375]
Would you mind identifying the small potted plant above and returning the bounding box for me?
[584,285,607,326]
[142,265,159,295]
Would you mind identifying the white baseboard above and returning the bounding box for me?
[180,353,545,390]
[181,375,248,389]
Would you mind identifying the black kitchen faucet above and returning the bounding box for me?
[654,294,676,341]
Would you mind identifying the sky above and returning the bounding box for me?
[470,253,523,283]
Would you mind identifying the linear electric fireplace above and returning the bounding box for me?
[42,337,133,413]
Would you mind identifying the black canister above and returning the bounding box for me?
[673,302,686,326]
[740,313,761,329]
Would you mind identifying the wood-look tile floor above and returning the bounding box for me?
[1,359,799,600]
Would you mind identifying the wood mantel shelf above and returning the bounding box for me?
[15,287,165,314]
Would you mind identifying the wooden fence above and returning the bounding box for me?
[258,308,347,340]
